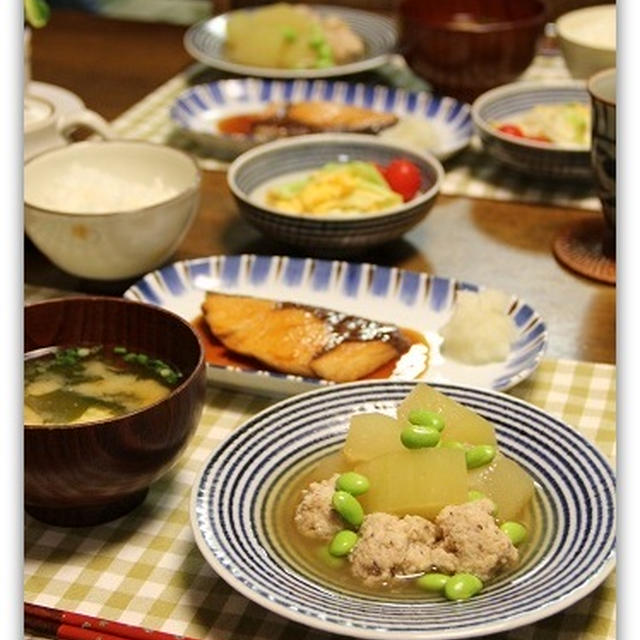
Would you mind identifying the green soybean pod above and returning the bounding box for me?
[400,424,441,449]
[329,530,359,557]
[444,573,483,601]
[336,472,370,496]
[465,444,496,469]
[408,409,445,432]
[416,573,449,593]
[332,491,364,528]
[500,521,527,546]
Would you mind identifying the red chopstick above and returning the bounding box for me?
[24,602,200,640]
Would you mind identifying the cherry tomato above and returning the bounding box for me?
[497,124,524,137]
[384,158,422,202]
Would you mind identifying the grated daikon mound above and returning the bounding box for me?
[439,290,517,365]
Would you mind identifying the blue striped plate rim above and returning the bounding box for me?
[191,380,616,639]
[170,79,472,160]
[184,5,397,79]
[123,254,548,395]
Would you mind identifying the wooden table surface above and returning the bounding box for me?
[26,9,616,365]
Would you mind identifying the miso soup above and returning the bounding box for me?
[24,345,182,426]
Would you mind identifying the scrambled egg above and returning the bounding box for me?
[267,162,403,215]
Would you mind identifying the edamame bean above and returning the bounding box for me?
[440,440,465,450]
[465,444,496,469]
[468,490,497,514]
[336,472,370,496]
[408,409,445,432]
[401,424,441,449]
[316,545,346,569]
[416,572,449,593]
[329,530,359,557]
[500,521,527,546]
[282,26,297,42]
[332,491,364,528]
[444,573,483,601]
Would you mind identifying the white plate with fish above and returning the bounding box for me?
[184,4,397,80]
[123,254,547,397]
[191,380,615,638]
[170,79,473,162]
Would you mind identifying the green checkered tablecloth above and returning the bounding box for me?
[109,53,600,212]
[24,358,616,640]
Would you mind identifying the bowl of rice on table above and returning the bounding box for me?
[24,140,202,281]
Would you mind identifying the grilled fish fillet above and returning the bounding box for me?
[285,101,398,133]
[201,292,410,382]
[245,101,399,138]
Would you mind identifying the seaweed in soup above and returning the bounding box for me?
[24,345,182,426]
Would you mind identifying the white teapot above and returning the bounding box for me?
[24,94,112,161]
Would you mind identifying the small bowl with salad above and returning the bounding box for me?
[227,133,444,253]
[471,80,592,180]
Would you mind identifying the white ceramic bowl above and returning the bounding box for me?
[472,80,591,180]
[556,4,616,79]
[24,140,201,280]
[227,133,444,254]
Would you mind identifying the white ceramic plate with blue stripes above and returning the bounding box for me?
[184,5,397,79]
[170,78,473,161]
[124,254,547,397]
[191,380,616,639]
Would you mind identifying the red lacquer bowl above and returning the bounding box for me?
[24,296,207,526]
[398,0,547,103]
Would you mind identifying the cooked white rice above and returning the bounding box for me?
[32,163,179,213]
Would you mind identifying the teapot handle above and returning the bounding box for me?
[56,109,113,141]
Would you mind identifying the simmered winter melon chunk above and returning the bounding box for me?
[468,452,534,522]
[225,4,321,69]
[342,412,404,464]
[307,451,351,482]
[397,384,497,446]
[354,448,467,519]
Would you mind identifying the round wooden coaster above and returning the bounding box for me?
[552,218,616,285]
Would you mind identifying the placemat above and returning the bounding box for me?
[25,358,616,640]
[109,53,600,212]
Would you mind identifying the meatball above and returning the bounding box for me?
[435,498,518,582]
[349,512,457,587]
[294,473,342,540]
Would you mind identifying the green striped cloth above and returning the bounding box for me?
[109,53,600,211]
[25,358,616,640]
